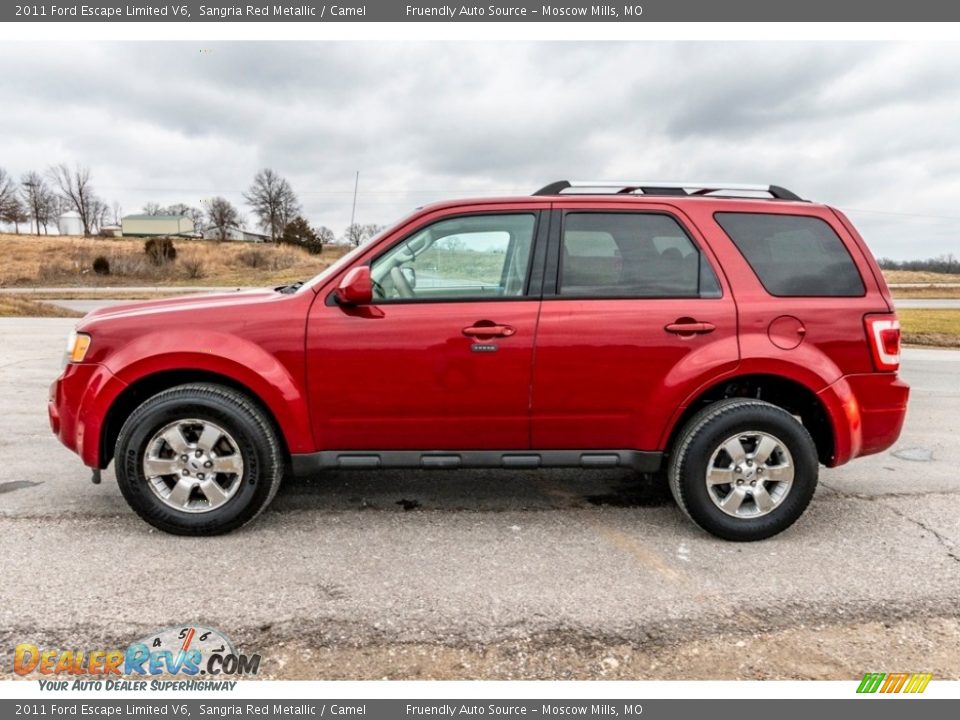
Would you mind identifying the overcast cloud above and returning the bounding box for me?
[1,41,958,258]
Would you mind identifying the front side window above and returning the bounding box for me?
[559,213,721,298]
[715,212,865,297]
[370,213,536,301]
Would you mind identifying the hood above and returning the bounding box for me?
[79,289,280,326]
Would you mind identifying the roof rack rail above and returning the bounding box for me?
[533,180,804,201]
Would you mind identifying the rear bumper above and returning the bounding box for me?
[818,372,909,466]
[49,363,126,468]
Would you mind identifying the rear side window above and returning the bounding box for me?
[559,213,721,298]
[715,213,864,297]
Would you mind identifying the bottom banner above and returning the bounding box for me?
[2,699,957,719]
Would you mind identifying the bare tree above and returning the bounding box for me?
[363,223,385,242]
[21,172,56,235]
[142,202,162,216]
[243,168,301,243]
[0,168,19,230]
[163,202,204,229]
[345,222,384,247]
[90,198,110,234]
[205,196,241,241]
[8,199,29,234]
[316,226,336,247]
[112,202,123,225]
[48,164,99,236]
[344,223,364,247]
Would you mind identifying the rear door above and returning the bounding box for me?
[531,205,740,451]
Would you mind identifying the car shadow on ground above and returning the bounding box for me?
[271,468,674,513]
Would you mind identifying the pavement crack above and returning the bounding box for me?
[821,481,960,564]
[819,481,959,502]
[881,502,960,565]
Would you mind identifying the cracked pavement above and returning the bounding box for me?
[0,318,958,679]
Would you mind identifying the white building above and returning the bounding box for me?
[58,211,84,236]
[121,214,195,237]
[199,225,270,242]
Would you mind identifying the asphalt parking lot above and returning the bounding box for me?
[1,317,958,679]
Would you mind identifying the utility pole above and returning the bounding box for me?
[349,171,359,233]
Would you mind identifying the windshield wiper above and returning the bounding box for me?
[276,280,305,294]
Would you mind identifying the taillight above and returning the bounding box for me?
[865,315,900,372]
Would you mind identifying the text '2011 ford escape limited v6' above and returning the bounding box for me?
[49,181,909,540]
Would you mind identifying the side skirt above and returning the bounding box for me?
[290,450,663,476]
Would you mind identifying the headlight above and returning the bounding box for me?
[65,331,92,364]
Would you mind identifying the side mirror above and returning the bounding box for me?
[335,266,373,305]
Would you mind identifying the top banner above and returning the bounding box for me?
[7,0,960,22]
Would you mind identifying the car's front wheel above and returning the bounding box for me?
[668,398,819,541]
[115,383,283,535]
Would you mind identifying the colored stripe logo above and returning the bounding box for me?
[857,672,932,694]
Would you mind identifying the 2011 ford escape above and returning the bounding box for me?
[49,181,909,540]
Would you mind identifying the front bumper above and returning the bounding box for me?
[49,363,126,468]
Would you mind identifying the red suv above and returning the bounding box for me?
[49,181,909,540]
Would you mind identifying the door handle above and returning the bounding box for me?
[462,323,516,338]
[664,319,716,335]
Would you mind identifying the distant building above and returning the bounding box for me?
[199,225,270,243]
[121,214,195,237]
[99,225,122,238]
[58,211,84,236]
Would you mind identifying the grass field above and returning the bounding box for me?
[0,233,347,288]
[2,234,959,347]
[883,270,960,285]
[891,286,960,299]
[0,295,84,318]
[898,309,960,348]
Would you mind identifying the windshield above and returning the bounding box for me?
[299,214,408,293]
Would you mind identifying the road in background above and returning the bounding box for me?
[0,318,957,679]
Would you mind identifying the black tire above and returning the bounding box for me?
[668,398,818,541]
[115,383,283,535]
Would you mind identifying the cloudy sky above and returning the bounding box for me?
[2,41,958,258]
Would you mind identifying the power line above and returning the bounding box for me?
[842,208,960,221]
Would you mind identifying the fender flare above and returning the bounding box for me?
[87,331,313,466]
[657,357,858,466]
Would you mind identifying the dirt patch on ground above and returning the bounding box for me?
[253,617,960,680]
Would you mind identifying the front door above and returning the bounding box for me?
[531,207,740,451]
[307,211,544,450]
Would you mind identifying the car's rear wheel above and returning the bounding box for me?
[115,383,283,535]
[668,398,818,541]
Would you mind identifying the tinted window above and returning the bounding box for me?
[715,213,865,297]
[371,213,535,301]
[559,213,721,298]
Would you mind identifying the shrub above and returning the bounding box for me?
[145,237,177,265]
[37,261,70,281]
[182,258,206,279]
[238,249,267,269]
[281,216,324,255]
[92,256,111,275]
[108,254,150,277]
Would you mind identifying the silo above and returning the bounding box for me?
[58,211,84,236]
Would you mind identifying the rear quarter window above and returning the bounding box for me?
[715,212,865,297]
